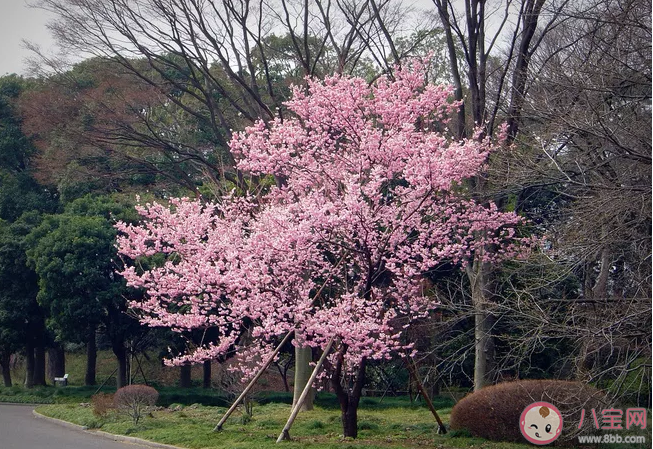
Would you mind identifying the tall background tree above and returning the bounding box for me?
[0,215,46,387]
[26,195,141,388]
[427,0,651,395]
[0,75,58,387]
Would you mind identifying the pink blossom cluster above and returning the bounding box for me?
[116,61,533,376]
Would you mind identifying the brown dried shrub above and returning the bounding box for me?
[449,380,606,445]
[114,384,159,425]
[91,392,115,417]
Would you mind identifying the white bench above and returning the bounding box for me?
[54,373,69,386]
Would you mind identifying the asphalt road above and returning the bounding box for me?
[0,404,151,449]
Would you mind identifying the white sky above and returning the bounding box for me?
[0,0,56,76]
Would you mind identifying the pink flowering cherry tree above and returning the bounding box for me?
[116,62,533,438]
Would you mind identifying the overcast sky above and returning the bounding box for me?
[0,0,56,76]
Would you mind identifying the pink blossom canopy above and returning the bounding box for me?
[116,62,532,372]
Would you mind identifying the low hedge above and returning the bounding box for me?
[449,379,606,445]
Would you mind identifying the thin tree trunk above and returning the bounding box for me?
[33,343,47,386]
[592,247,611,300]
[506,0,546,142]
[467,260,496,391]
[47,345,66,382]
[179,364,192,388]
[24,341,35,388]
[579,245,612,376]
[203,360,211,389]
[434,0,466,140]
[85,328,97,386]
[113,344,128,389]
[333,346,367,439]
[293,346,314,411]
[1,351,12,387]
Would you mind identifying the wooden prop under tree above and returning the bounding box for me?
[214,331,294,432]
[404,354,447,434]
[277,336,335,442]
[214,270,343,432]
[215,330,447,441]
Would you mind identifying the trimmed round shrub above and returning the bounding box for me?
[114,384,159,425]
[449,380,606,445]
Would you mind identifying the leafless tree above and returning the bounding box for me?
[429,0,583,390]
[509,0,651,397]
[29,0,433,193]
[521,0,651,295]
[425,0,650,396]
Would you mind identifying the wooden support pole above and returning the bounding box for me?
[277,336,335,443]
[93,368,118,395]
[214,330,294,432]
[404,356,447,434]
[133,353,149,386]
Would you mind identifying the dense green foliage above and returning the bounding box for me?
[26,196,135,332]
[0,75,58,387]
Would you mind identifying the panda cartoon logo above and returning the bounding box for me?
[520,401,563,445]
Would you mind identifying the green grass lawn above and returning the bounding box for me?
[6,350,649,448]
[30,391,651,449]
[35,397,533,449]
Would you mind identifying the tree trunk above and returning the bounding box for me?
[506,0,546,142]
[1,351,12,387]
[203,360,211,389]
[293,346,314,411]
[341,402,359,439]
[33,343,47,386]
[579,246,612,377]
[467,259,496,391]
[434,0,467,139]
[333,348,367,439]
[179,364,192,388]
[85,329,97,386]
[24,341,35,388]
[113,344,128,389]
[47,345,66,382]
[591,247,611,300]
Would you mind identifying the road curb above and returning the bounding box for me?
[32,410,183,449]
[33,409,89,431]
